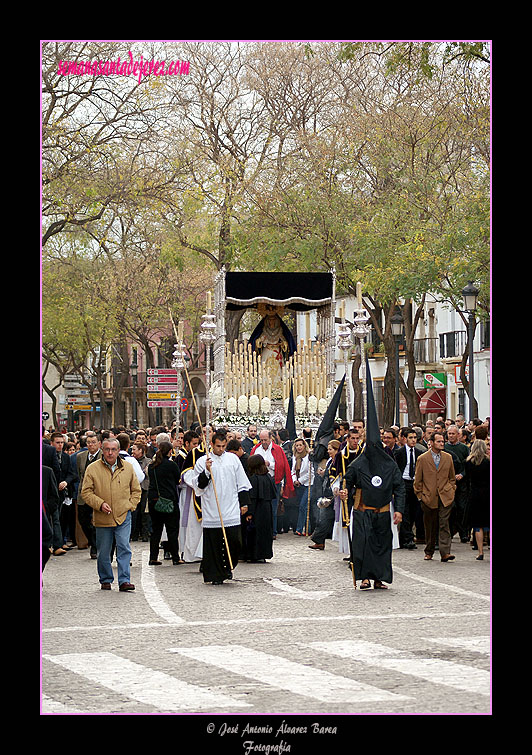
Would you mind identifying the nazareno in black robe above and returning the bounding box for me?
[243,472,277,562]
[344,447,405,583]
[342,357,406,584]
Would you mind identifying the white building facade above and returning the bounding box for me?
[299,294,490,427]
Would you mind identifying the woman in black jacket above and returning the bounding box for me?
[244,454,277,562]
[464,439,490,560]
[147,441,182,565]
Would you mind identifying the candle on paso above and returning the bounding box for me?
[206,290,212,313]
[356,282,362,308]
[178,320,184,343]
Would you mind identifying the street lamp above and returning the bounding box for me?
[200,291,216,428]
[337,303,353,424]
[352,283,371,426]
[130,354,138,430]
[390,306,404,426]
[461,281,480,421]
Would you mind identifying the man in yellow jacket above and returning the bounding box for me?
[413,432,457,563]
[81,438,142,591]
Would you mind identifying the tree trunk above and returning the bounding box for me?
[225,309,246,345]
[42,380,60,430]
[460,327,479,419]
[138,335,156,426]
[111,340,130,427]
[402,299,423,424]
[383,360,396,428]
[351,347,363,421]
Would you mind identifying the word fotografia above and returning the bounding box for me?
[57,51,190,83]
[243,742,291,755]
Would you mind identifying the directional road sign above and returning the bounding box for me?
[147,400,178,408]
[147,376,179,384]
[146,384,179,392]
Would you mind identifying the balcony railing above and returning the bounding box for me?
[439,330,467,359]
[414,331,468,363]
[414,337,439,364]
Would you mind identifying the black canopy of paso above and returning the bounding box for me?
[312,374,346,463]
[285,380,297,441]
[344,358,405,511]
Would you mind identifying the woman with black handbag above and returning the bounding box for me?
[147,441,183,565]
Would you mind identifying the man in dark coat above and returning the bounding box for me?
[339,360,405,590]
[76,433,102,558]
[394,428,425,548]
[50,432,78,547]
[42,464,63,555]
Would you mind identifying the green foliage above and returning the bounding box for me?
[42,40,490,359]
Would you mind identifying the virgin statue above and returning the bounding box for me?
[249,304,297,397]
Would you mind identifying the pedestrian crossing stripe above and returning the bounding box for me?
[303,640,490,696]
[169,645,411,703]
[424,636,490,654]
[42,637,490,713]
[42,652,252,712]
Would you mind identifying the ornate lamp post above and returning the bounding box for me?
[352,282,371,426]
[461,281,480,421]
[200,291,216,428]
[172,328,187,430]
[337,303,353,424]
[390,306,404,426]
[130,354,138,430]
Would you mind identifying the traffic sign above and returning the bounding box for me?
[147,368,177,376]
[42,412,50,421]
[147,376,179,384]
[180,398,189,412]
[147,400,178,408]
[66,404,92,411]
[147,393,178,400]
[146,383,179,392]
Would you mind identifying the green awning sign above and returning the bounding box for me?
[424,372,447,388]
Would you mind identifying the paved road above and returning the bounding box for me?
[41,532,491,722]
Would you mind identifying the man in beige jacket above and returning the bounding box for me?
[413,432,457,562]
[81,438,142,591]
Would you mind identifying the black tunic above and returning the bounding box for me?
[344,442,405,583]
[243,473,277,561]
[465,458,490,528]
